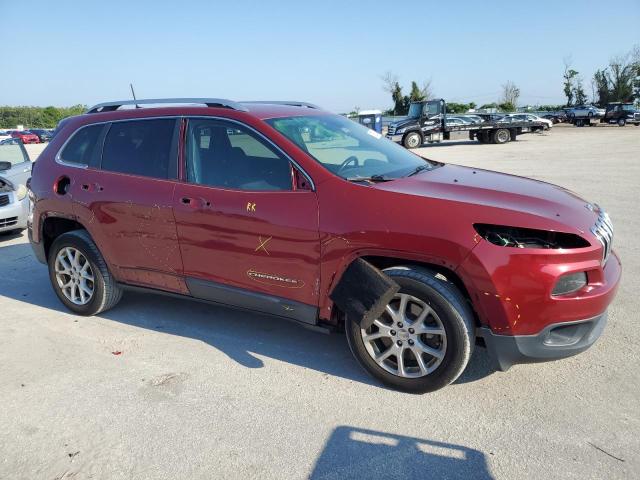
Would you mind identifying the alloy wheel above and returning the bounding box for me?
[360,293,447,378]
[55,247,95,305]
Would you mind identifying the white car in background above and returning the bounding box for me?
[507,113,553,130]
[0,130,12,142]
[0,139,32,235]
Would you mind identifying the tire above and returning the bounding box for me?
[493,128,510,144]
[403,132,422,149]
[48,229,122,316]
[345,266,475,393]
[617,118,626,127]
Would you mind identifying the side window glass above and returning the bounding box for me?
[186,119,292,191]
[0,143,29,166]
[102,119,176,179]
[59,124,103,166]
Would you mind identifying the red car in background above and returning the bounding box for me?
[11,130,40,144]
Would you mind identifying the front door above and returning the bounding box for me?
[173,118,320,324]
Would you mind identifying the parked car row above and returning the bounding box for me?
[564,105,606,119]
[498,113,553,130]
[445,113,552,130]
[0,129,53,143]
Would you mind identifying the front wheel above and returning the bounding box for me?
[345,267,474,393]
[403,132,422,149]
[48,230,123,316]
[618,118,626,127]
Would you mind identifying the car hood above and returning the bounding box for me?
[376,164,598,233]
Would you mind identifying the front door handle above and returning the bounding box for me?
[180,197,213,209]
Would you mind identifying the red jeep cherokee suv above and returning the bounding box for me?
[28,98,621,393]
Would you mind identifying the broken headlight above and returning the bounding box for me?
[474,224,590,249]
[552,271,587,296]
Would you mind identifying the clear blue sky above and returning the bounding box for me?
[1,0,638,111]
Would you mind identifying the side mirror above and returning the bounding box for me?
[0,161,12,171]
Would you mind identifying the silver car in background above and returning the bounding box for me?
[0,139,32,235]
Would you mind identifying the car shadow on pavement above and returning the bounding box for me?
[0,230,26,242]
[310,426,494,479]
[0,241,496,389]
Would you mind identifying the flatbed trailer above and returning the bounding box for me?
[386,99,546,148]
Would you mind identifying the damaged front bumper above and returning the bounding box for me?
[478,312,608,371]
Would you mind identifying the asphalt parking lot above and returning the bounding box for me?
[1,125,638,479]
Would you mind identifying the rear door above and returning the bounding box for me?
[69,118,187,293]
[173,117,320,323]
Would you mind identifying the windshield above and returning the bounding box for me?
[267,115,437,180]
[622,104,635,112]
[407,102,424,119]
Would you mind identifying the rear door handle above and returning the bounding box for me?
[80,183,104,192]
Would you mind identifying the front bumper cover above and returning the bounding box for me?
[478,312,608,371]
[0,194,28,232]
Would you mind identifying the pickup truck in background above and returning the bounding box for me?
[600,102,640,126]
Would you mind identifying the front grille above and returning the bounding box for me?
[0,216,17,227]
[388,125,396,135]
[591,209,613,264]
[0,194,9,207]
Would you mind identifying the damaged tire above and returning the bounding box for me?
[346,266,474,393]
[48,230,123,316]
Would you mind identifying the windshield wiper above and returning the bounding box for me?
[346,174,394,183]
[407,164,430,177]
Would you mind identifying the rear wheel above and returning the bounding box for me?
[493,128,510,144]
[345,267,474,393]
[48,230,122,316]
[403,132,422,149]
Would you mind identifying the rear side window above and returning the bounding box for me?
[59,124,103,166]
[102,119,176,179]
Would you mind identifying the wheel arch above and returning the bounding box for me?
[325,253,479,329]
[41,215,89,260]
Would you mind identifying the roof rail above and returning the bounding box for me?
[85,98,249,114]
[241,101,321,109]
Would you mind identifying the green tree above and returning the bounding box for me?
[498,102,516,112]
[409,81,424,102]
[593,69,611,106]
[446,102,474,113]
[574,77,588,105]
[0,105,87,128]
[563,58,579,106]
